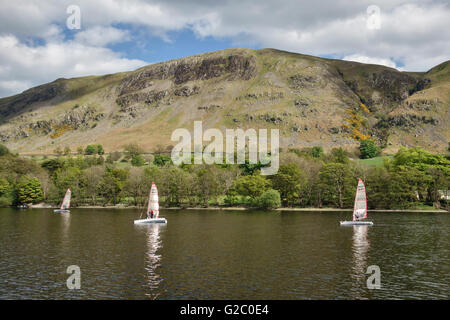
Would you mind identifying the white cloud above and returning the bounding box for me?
[0,34,147,97]
[0,80,31,95]
[0,0,449,97]
[208,1,450,72]
[343,54,398,69]
[74,26,130,47]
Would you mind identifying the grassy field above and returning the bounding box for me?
[357,156,392,167]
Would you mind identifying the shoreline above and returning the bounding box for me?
[22,204,448,213]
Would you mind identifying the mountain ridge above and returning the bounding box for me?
[0,48,448,154]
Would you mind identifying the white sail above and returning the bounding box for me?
[353,179,367,221]
[135,182,166,224]
[147,183,159,218]
[60,188,71,210]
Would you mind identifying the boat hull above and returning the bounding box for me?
[340,220,373,226]
[54,209,70,213]
[134,218,167,224]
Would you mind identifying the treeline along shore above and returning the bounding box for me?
[0,142,449,211]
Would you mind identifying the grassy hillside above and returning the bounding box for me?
[0,48,448,155]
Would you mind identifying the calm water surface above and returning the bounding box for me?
[0,208,448,299]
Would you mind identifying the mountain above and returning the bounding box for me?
[0,48,448,154]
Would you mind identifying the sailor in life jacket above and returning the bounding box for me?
[354,209,365,221]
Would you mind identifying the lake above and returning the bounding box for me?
[0,208,448,299]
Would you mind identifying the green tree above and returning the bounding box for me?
[53,167,82,204]
[99,168,129,205]
[124,167,150,206]
[311,146,324,158]
[391,166,428,208]
[0,143,10,156]
[253,189,281,209]
[96,144,105,155]
[360,140,378,159]
[82,166,104,205]
[131,154,145,167]
[84,145,97,155]
[155,166,192,206]
[319,163,354,208]
[35,171,52,201]
[77,146,84,155]
[41,158,66,175]
[239,159,267,175]
[17,177,43,204]
[153,154,171,167]
[389,147,450,206]
[391,147,449,172]
[123,143,143,159]
[328,148,349,164]
[426,167,450,206]
[193,166,220,206]
[0,155,45,183]
[230,174,271,199]
[270,163,304,206]
[0,177,13,206]
[0,177,11,196]
[365,166,425,209]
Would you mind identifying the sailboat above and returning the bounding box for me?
[54,188,71,213]
[134,182,167,224]
[340,179,373,226]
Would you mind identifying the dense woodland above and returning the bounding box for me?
[0,142,448,210]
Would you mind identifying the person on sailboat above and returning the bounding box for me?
[354,209,365,221]
[150,210,154,219]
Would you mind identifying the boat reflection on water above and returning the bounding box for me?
[350,225,370,296]
[143,224,165,299]
[60,211,71,240]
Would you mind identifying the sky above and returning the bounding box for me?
[0,0,449,98]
